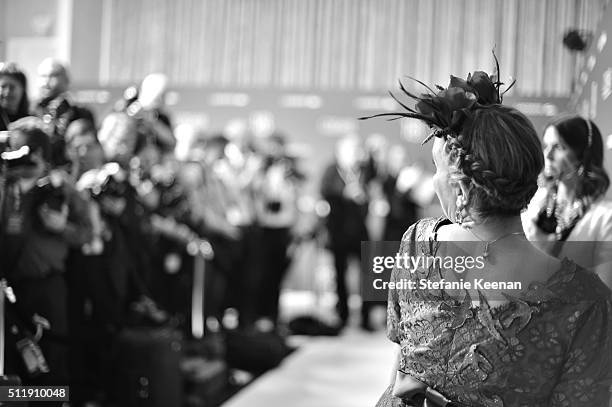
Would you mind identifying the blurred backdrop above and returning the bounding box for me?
[1,0,610,198]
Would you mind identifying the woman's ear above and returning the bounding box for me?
[457,181,471,202]
[454,180,474,228]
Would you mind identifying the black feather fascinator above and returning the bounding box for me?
[360,52,515,145]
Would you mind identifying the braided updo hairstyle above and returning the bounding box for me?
[359,56,543,220]
[444,104,544,219]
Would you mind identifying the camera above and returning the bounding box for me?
[114,86,142,117]
[265,200,282,213]
[77,162,128,201]
[535,209,558,234]
[33,175,67,212]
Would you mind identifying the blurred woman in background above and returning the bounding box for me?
[0,62,29,131]
[523,115,612,288]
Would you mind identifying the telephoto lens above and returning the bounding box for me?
[535,208,558,234]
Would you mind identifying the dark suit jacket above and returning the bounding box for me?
[320,162,369,251]
[34,95,96,166]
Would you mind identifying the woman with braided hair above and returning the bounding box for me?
[522,115,612,289]
[364,63,612,406]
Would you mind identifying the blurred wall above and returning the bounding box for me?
[0,0,61,95]
[100,0,604,97]
[570,0,612,198]
[0,0,104,96]
[0,0,597,196]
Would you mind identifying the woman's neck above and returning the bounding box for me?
[440,215,524,242]
[467,216,524,241]
[557,178,578,204]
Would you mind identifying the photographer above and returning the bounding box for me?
[96,112,167,316]
[253,133,303,330]
[65,118,105,181]
[320,134,371,329]
[0,117,92,391]
[33,59,95,167]
[176,133,243,328]
[114,74,176,153]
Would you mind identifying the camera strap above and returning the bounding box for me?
[0,279,6,375]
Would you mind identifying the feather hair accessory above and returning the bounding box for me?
[360,51,516,145]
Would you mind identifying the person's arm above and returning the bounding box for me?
[521,211,558,256]
[386,226,415,380]
[385,223,433,400]
[390,345,400,385]
[596,266,612,293]
[594,210,612,290]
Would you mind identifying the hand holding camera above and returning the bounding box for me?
[38,202,69,233]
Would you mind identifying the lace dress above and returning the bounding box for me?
[378,217,612,407]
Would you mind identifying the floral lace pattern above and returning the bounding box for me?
[386,218,612,407]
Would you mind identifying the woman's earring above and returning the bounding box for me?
[455,209,463,225]
[577,165,585,177]
[455,195,467,225]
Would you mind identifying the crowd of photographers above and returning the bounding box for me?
[0,59,305,404]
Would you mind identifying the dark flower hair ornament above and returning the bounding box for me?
[360,53,515,145]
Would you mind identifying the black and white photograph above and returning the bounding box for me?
[1,0,612,406]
